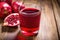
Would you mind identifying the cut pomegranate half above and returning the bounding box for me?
[4,13,20,27]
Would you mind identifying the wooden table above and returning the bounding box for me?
[0,0,60,40]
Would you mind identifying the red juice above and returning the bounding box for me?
[19,8,41,36]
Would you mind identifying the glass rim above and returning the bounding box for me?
[19,8,41,15]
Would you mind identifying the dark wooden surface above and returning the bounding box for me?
[0,0,60,40]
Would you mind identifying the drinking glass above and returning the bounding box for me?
[19,0,41,36]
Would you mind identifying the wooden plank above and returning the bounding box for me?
[52,0,60,39]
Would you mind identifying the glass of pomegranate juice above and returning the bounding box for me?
[19,8,41,36]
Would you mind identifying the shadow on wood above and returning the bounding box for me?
[2,26,18,33]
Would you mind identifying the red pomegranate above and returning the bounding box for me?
[0,0,12,5]
[12,1,25,13]
[5,0,12,5]
[4,13,20,27]
[0,2,12,18]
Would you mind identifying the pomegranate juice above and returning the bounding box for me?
[19,8,41,36]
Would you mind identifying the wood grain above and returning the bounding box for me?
[52,0,60,39]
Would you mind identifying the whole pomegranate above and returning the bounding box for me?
[0,2,12,18]
[12,1,25,13]
[5,0,12,5]
[0,0,12,5]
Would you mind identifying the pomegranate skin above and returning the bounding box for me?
[12,1,25,13]
[0,0,12,5]
[0,2,12,18]
[5,0,12,5]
